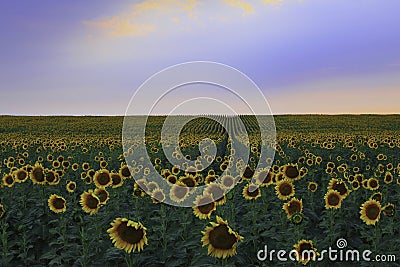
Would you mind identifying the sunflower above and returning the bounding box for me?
[179,175,197,192]
[94,188,109,205]
[45,170,59,185]
[0,204,5,219]
[171,165,180,175]
[84,176,92,185]
[48,194,66,213]
[291,212,303,224]
[324,190,342,209]
[2,174,15,187]
[119,165,132,179]
[66,181,76,193]
[107,218,148,253]
[82,162,90,171]
[367,178,380,190]
[204,183,226,206]
[242,166,255,180]
[382,203,394,216]
[328,178,350,198]
[12,168,28,183]
[52,160,61,169]
[166,174,177,184]
[384,172,393,184]
[351,181,360,190]
[283,198,303,219]
[201,216,243,259]
[193,194,216,219]
[80,190,101,215]
[71,163,79,171]
[151,189,166,204]
[242,183,261,200]
[169,182,190,203]
[308,182,318,192]
[104,174,120,189]
[370,192,382,202]
[146,181,159,193]
[93,169,112,188]
[221,175,235,189]
[294,240,318,265]
[275,180,295,200]
[205,175,217,184]
[30,163,46,185]
[360,199,381,225]
[281,164,301,181]
[256,169,274,187]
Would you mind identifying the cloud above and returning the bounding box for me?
[262,0,282,4]
[83,0,288,37]
[83,17,155,36]
[84,0,201,37]
[224,0,254,15]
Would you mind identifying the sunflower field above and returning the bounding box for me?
[0,115,399,266]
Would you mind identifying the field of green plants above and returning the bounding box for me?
[0,115,399,266]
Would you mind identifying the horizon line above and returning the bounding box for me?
[1,113,399,116]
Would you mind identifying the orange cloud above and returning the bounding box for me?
[84,0,202,37]
[224,0,254,15]
[83,17,155,36]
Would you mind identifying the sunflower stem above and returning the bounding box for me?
[80,225,88,267]
[1,221,8,265]
[373,224,379,254]
[329,209,335,246]
[61,212,68,264]
[160,204,167,260]
[251,199,257,252]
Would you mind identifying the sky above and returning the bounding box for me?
[0,0,399,115]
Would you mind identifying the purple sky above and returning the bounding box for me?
[1,0,399,115]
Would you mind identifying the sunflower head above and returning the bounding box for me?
[328,178,350,198]
[151,189,166,204]
[45,170,59,185]
[66,181,77,193]
[308,182,318,192]
[370,192,382,203]
[201,216,243,259]
[93,169,112,188]
[221,175,235,189]
[360,199,381,225]
[169,182,190,203]
[119,165,132,179]
[275,180,295,200]
[107,218,148,253]
[384,172,393,184]
[324,190,342,209]
[48,194,67,213]
[94,188,109,205]
[367,178,380,190]
[382,203,395,217]
[13,169,28,183]
[283,198,303,219]
[291,212,303,224]
[294,240,318,265]
[30,163,46,185]
[242,183,261,200]
[80,190,100,215]
[204,183,226,206]
[111,173,124,188]
[193,194,216,220]
[2,174,15,187]
[282,164,301,181]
